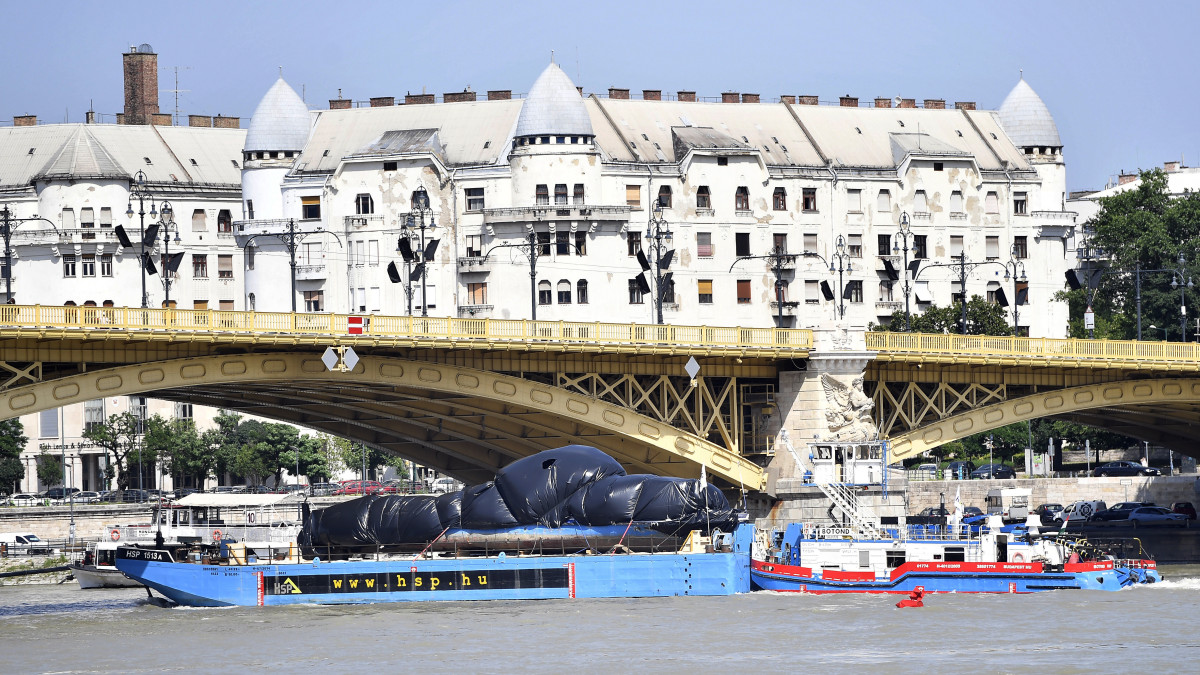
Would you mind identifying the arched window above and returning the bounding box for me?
[248,293,256,311]
[696,186,711,209]
[576,279,589,304]
[772,187,787,211]
[557,280,572,304]
[735,186,750,212]
[658,186,672,208]
[538,280,552,305]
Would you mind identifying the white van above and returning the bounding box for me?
[986,488,1032,521]
[430,478,461,494]
[0,532,50,555]
[1061,500,1107,523]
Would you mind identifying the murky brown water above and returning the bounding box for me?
[2,566,1199,674]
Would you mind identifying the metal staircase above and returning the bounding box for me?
[779,431,881,538]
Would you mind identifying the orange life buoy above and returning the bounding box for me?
[212,529,222,542]
[1012,553,1025,563]
[110,529,121,541]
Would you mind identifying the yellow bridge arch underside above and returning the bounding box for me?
[0,353,765,489]
[887,378,1200,462]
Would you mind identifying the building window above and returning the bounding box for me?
[950,235,964,259]
[658,186,672,208]
[218,255,234,279]
[1014,191,1028,215]
[773,233,788,255]
[192,208,207,231]
[193,254,208,278]
[1016,280,1029,305]
[84,399,104,433]
[879,280,894,302]
[987,281,1001,304]
[986,236,1000,260]
[697,186,711,210]
[538,280,552,305]
[848,234,863,258]
[368,240,379,266]
[62,208,76,229]
[217,209,233,233]
[734,186,750,212]
[193,300,208,310]
[100,207,112,228]
[847,189,862,213]
[717,156,728,166]
[626,185,641,209]
[698,279,714,304]
[985,191,999,214]
[557,280,572,304]
[174,402,193,420]
[737,279,752,304]
[301,197,321,220]
[80,208,95,239]
[803,233,817,253]
[772,187,786,211]
[467,282,487,305]
[39,408,58,438]
[355,194,375,215]
[304,290,323,312]
[554,184,568,206]
[556,231,571,255]
[628,279,645,304]
[535,184,549,205]
[805,280,820,304]
[914,190,928,212]
[574,231,587,256]
[662,277,675,303]
[573,184,585,205]
[913,235,928,259]
[536,231,551,256]
[383,161,397,171]
[99,254,113,277]
[878,234,891,256]
[934,162,944,172]
[736,232,751,257]
[130,396,148,435]
[847,280,863,303]
[245,199,254,220]
[63,254,76,277]
[627,232,642,256]
[577,279,589,304]
[1013,236,1028,259]
[877,190,891,212]
[466,235,483,258]
[802,188,817,211]
[466,188,485,211]
[950,190,963,213]
[81,254,95,277]
[697,232,713,257]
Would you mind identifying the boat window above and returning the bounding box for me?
[871,446,882,459]
[856,445,870,459]
[986,496,1002,509]
[886,550,906,567]
[179,510,190,525]
[859,550,871,568]
[815,446,832,459]
[945,547,965,562]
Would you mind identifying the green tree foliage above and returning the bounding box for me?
[0,419,27,492]
[201,410,334,486]
[82,412,144,490]
[145,416,211,488]
[1073,168,1200,341]
[871,295,1013,335]
[332,436,407,482]
[36,450,62,487]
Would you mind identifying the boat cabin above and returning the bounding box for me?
[808,441,886,484]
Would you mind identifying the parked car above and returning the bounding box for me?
[1171,501,1197,520]
[172,488,200,500]
[5,493,40,507]
[970,464,1017,479]
[275,484,310,496]
[962,506,985,519]
[917,506,949,517]
[1032,503,1065,524]
[0,532,50,555]
[333,480,383,496]
[1061,500,1108,523]
[913,463,939,480]
[430,478,462,494]
[945,461,977,480]
[97,489,149,503]
[310,483,339,497]
[1126,506,1188,526]
[42,487,80,503]
[1092,461,1160,477]
[69,491,101,504]
[1093,501,1157,521]
[244,485,274,494]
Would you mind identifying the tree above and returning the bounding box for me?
[0,419,27,492]
[36,450,62,488]
[871,295,1013,335]
[1077,168,1200,340]
[332,436,408,482]
[200,410,335,486]
[82,412,144,491]
[145,415,211,488]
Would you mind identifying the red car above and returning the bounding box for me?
[332,480,383,496]
[1171,502,1197,520]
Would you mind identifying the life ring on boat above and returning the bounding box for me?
[212,529,222,542]
[110,529,121,541]
[1012,553,1025,563]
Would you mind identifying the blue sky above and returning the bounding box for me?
[4,0,1196,192]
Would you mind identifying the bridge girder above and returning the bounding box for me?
[0,353,765,489]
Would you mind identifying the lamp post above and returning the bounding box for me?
[408,186,437,318]
[1149,324,1166,341]
[125,170,163,309]
[646,202,674,325]
[830,235,852,319]
[731,243,797,327]
[0,204,57,304]
[1170,252,1193,342]
[1002,244,1028,337]
[156,201,180,307]
[893,212,913,331]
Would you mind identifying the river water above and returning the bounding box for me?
[2,566,1199,674]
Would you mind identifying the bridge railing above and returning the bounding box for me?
[0,305,813,352]
[867,331,1200,364]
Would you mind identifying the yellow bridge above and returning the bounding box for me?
[1,305,1198,492]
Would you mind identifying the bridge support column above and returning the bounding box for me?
[767,326,876,494]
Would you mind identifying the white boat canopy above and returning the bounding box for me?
[173,494,291,508]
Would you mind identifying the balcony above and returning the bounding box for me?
[344,214,385,229]
[1032,210,1077,239]
[950,212,967,220]
[876,300,903,314]
[295,264,326,280]
[480,204,631,224]
[695,208,715,217]
[457,256,493,273]
[457,304,494,318]
[769,300,801,315]
[912,211,932,221]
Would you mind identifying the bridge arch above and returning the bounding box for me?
[887,378,1200,462]
[0,353,764,488]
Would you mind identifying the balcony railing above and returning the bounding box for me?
[480,204,631,223]
[344,215,385,228]
[457,304,494,318]
[457,257,493,272]
[295,264,326,280]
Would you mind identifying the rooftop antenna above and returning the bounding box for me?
[279,65,283,78]
[164,65,191,126]
[1019,68,1024,80]
[551,49,555,64]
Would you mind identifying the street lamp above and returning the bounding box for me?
[0,204,58,304]
[893,212,913,331]
[1002,244,1028,337]
[1149,324,1166,341]
[731,239,797,327]
[644,201,674,325]
[1170,252,1193,342]
[407,186,437,318]
[830,235,852,319]
[154,201,182,307]
[125,170,164,309]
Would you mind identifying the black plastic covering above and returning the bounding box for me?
[300,445,735,548]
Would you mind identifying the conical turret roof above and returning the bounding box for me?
[245,78,311,153]
[997,77,1061,148]
[515,63,592,138]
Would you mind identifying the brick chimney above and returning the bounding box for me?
[1118,172,1138,185]
[122,44,159,125]
[152,113,172,126]
[954,101,976,111]
[643,89,661,101]
[487,90,512,101]
[677,91,697,102]
[875,97,892,108]
[608,87,630,100]
[839,96,859,107]
[741,93,759,103]
[721,92,740,103]
[188,115,212,127]
[329,89,351,110]
[924,99,946,110]
[13,115,36,127]
[213,115,240,129]
[370,96,395,107]
[797,95,819,105]
[405,93,435,105]
[1164,161,1182,172]
[85,110,96,124]
[897,98,916,109]
[780,95,796,104]
[444,90,477,103]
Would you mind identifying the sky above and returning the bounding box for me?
[3,0,1197,192]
